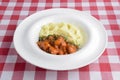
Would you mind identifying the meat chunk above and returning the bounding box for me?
[37,40,50,51]
[49,46,58,54]
[67,43,77,53]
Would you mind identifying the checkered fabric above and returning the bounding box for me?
[0,0,120,80]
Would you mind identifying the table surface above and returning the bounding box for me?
[0,0,120,80]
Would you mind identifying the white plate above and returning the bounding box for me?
[13,8,107,70]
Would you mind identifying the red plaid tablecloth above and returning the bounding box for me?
[0,0,120,80]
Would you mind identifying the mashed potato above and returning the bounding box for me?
[39,22,86,47]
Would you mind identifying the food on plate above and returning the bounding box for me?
[37,22,86,55]
[37,35,78,55]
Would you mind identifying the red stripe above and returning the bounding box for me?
[0,36,4,42]
[0,48,9,55]
[1,0,10,2]
[105,6,114,10]
[90,6,98,10]
[108,36,114,42]
[7,25,17,30]
[35,67,46,71]
[92,15,100,20]
[107,15,116,19]
[14,63,26,71]
[102,49,108,56]
[57,71,68,80]
[34,71,46,80]
[29,2,38,11]
[2,36,13,42]
[0,6,7,10]
[60,3,67,8]
[10,15,19,20]
[29,7,37,11]
[12,71,24,80]
[7,48,17,55]
[107,48,118,55]
[46,0,53,3]
[110,24,119,30]
[101,72,113,80]
[75,0,82,2]
[117,48,120,56]
[60,0,67,2]
[14,7,22,10]
[31,0,39,3]
[3,63,15,71]
[89,63,100,71]
[100,63,111,71]
[79,65,89,71]
[103,0,112,2]
[79,72,90,80]
[16,55,26,63]
[0,15,3,19]
[0,63,4,71]
[75,7,82,10]
[89,0,96,2]
[79,66,90,79]
[99,56,109,63]
[0,56,6,63]
[16,0,24,2]
[113,36,120,42]
[110,63,120,71]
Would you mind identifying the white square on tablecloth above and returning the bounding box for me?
[0,20,10,25]
[10,42,14,48]
[8,2,16,7]
[116,19,120,25]
[100,20,109,25]
[23,2,31,7]
[114,10,120,15]
[111,2,119,6]
[0,42,2,47]
[67,2,75,7]
[23,71,35,80]
[82,2,89,7]
[20,11,29,15]
[6,55,17,63]
[68,71,79,80]
[107,30,112,36]
[52,3,60,7]
[0,30,6,36]
[46,71,57,80]
[98,10,107,15]
[0,71,13,80]
[112,72,120,80]
[96,2,104,6]
[107,42,116,48]
[17,20,22,25]
[90,72,102,80]
[108,56,120,63]
[38,3,46,7]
